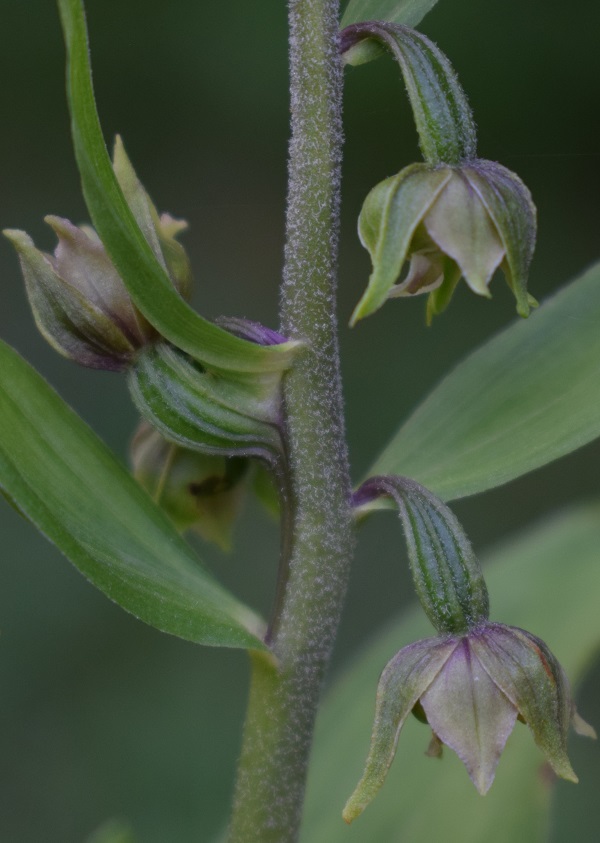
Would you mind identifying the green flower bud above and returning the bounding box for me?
[4,137,192,370]
[352,159,537,325]
[340,22,476,167]
[354,476,489,634]
[343,623,595,823]
[130,341,286,463]
[131,421,248,550]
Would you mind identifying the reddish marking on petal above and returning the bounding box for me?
[529,641,555,683]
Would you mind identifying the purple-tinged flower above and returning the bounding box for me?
[343,622,595,823]
[347,475,595,823]
[352,159,537,325]
[4,136,192,370]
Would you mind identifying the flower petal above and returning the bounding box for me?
[572,710,597,739]
[424,171,505,297]
[45,215,147,343]
[471,624,578,783]
[420,637,518,794]
[343,636,456,823]
[131,421,248,550]
[352,164,451,324]
[3,228,135,370]
[387,249,445,298]
[156,213,193,301]
[463,160,537,317]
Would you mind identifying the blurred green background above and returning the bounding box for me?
[1,0,599,840]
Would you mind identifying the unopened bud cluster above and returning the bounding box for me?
[4,137,192,370]
[4,136,289,548]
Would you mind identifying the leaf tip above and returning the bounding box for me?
[341,796,363,825]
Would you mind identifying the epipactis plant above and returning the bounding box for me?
[345,477,596,822]
[1,1,597,841]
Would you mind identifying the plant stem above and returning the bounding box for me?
[227,1,353,840]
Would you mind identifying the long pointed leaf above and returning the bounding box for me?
[0,339,265,649]
[368,262,600,501]
[341,0,440,28]
[56,0,297,375]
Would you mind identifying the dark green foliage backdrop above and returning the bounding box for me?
[0,1,598,839]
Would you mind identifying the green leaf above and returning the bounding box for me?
[0,339,266,649]
[86,819,137,843]
[56,0,298,375]
[367,262,600,502]
[341,0,440,29]
[303,503,600,841]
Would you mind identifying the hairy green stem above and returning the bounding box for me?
[227,0,353,840]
